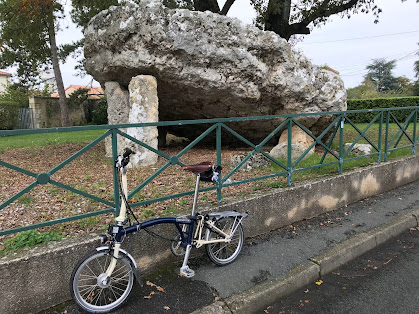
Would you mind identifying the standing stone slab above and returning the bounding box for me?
[270,126,315,161]
[105,75,158,166]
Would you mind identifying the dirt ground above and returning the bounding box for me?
[0,141,284,241]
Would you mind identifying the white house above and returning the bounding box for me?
[0,71,11,94]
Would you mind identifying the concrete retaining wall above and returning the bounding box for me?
[2,155,419,313]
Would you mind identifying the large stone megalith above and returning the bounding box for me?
[85,0,347,144]
[105,75,158,166]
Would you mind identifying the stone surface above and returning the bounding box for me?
[231,152,271,171]
[270,126,315,160]
[344,143,373,156]
[105,75,159,166]
[84,0,346,144]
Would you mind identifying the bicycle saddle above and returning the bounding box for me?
[182,162,212,173]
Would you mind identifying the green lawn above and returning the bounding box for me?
[0,130,106,152]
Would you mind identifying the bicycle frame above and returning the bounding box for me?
[104,155,246,279]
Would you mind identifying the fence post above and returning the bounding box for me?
[413,109,417,155]
[384,110,390,162]
[378,111,383,163]
[287,118,292,186]
[338,114,345,174]
[216,123,222,203]
[111,128,120,217]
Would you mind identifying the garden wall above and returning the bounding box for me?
[29,96,104,128]
[1,155,419,313]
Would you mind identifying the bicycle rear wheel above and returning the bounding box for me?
[70,250,134,313]
[205,217,244,266]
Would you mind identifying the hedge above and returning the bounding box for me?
[0,103,19,130]
[347,97,419,123]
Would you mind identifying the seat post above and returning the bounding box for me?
[191,173,200,216]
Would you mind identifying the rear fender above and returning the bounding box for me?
[207,211,248,220]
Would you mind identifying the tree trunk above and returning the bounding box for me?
[47,11,70,127]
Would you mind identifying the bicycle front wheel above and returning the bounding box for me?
[205,217,244,266]
[70,250,134,313]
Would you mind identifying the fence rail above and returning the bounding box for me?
[1,107,419,236]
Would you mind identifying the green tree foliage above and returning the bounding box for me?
[71,0,119,29]
[347,75,416,99]
[414,43,419,79]
[347,76,378,99]
[366,58,399,92]
[0,0,70,126]
[414,42,419,95]
[0,84,29,107]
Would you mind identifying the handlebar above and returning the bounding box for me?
[116,148,135,169]
[123,148,133,158]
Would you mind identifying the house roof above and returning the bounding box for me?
[0,71,12,76]
[322,66,340,75]
[51,85,104,99]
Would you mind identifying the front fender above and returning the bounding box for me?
[96,246,143,286]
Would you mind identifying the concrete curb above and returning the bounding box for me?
[193,210,419,314]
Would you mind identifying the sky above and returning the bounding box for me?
[226,0,419,88]
[3,0,419,90]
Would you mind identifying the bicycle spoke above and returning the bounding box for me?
[96,257,105,273]
[94,288,103,306]
[79,274,98,280]
[85,264,98,277]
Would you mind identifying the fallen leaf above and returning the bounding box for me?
[304,289,309,293]
[163,306,170,310]
[144,291,155,299]
[315,280,323,286]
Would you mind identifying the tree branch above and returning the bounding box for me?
[301,0,359,27]
[220,0,235,15]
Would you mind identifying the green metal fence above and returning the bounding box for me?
[1,107,419,236]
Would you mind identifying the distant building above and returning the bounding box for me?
[40,70,57,94]
[322,66,340,75]
[0,71,11,94]
[51,85,104,99]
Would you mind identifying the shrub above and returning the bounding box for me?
[92,99,108,125]
[0,102,19,130]
[347,97,419,123]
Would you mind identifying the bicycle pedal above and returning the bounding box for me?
[179,266,195,278]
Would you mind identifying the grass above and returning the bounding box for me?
[0,230,63,257]
[0,129,106,152]
[17,196,34,206]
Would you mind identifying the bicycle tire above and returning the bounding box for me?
[70,249,134,313]
[205,217,244,266]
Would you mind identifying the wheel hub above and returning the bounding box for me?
[97,273,111,288]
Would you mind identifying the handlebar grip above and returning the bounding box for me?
[123,148,133,158]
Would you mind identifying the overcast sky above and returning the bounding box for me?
[6,0,419,90]
[227,0,419,88]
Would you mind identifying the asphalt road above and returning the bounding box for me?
[260,229,419,314]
